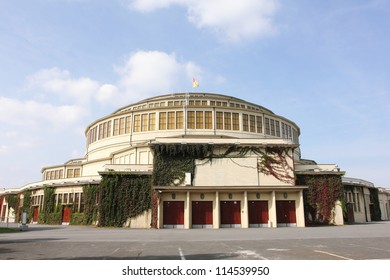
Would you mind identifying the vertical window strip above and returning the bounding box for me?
[265,118,270,135]
[141,114,148,131]
[134,115,141,132]
[256,116,262,133]
[125,116,131,134]
[216,112,223,129]
[250,115,256,132]
[270,119,275,136]
[196,111,204,129]
[243,114,249,132]
[224,112,231,130]
[187,111,195,129]
[232,113,239,130]
[159,112,167,130]
[168,112,175,129]
[107,121,111,138]
[275,120,280,137]
[176,111,184,129]
[205,111,213,129]
[149,113,156,131]
[119,117,125,134]
[113,119,119,136]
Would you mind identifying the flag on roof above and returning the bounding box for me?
[192,77,199,88]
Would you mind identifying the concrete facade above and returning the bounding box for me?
[0,92,388,228]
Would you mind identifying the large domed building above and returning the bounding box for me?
[0,92,346,228]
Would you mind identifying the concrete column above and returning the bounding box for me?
[214,191,220,229]
[242,191,249,228]
[269,191,277,228]
[185,191,191,229]
[158,193,163,229]
[296,190,305,227]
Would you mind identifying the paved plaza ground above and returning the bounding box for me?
[1,221,390,260]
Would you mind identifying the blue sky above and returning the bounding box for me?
[1,0,389,189]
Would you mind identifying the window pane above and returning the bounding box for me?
[113,119,119,136]
[275,120,280,137]
[134,115,141,132]
[125,116,131,134]
[159,112,167,130]
[168,112,175,129]
[119,117,125,135]
[196,111,204,129]
[205,111,213,129]
[256,116,263,133]
[176,111,184,129]
[250,115,256,132]
[243,114,249,132]
[224,112,231,130]
[149,113,156,131]
[187,111,195,129]
[265,118,270,135]
[216,112,223,129]
[141,114,148,131]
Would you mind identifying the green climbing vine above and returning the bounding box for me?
[21,190,32,223]
[82,184,99,225]
[369,187,382,221]
[219,146,295,184]
[5,194,18,221]
[40,186,59,224]
[296,174,343,225]
[98,173,152,227]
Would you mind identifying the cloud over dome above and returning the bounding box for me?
[128,0,279,41]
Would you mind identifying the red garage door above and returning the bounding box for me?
[33,207,39,223]
[192,201,213,228]
[248,201,269,227]
[62,206,72,225]
[220,201,241,228]
[163,201,184,228]
[276,200,296,227]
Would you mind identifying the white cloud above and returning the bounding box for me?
[115,50,202,102]
[28,67,118,105]
[0,97,86,127]
[128,0,279,41]
[0,145,9,155]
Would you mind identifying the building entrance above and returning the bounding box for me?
[192,201,213,228]
[163,201,184,228]
[220,201,241,228]
[248,200,269,227]
[276,200,296,227]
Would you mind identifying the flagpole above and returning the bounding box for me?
[184,92,189,136]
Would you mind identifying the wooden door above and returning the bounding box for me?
[33,207,39,222]
[62,206,72,224]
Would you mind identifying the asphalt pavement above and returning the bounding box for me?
[1,221,390,260]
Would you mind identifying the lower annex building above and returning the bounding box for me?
[1,92,388,228]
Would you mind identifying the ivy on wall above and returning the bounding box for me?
[40,186,61,224]
[369,187,382,221]
[151,144,295,186]
[296,174,343,225]
[5,194,18,222]
[98,173,152,227]
[221,146,295,184]
[82,184,99,225]
[21,190,32,223]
